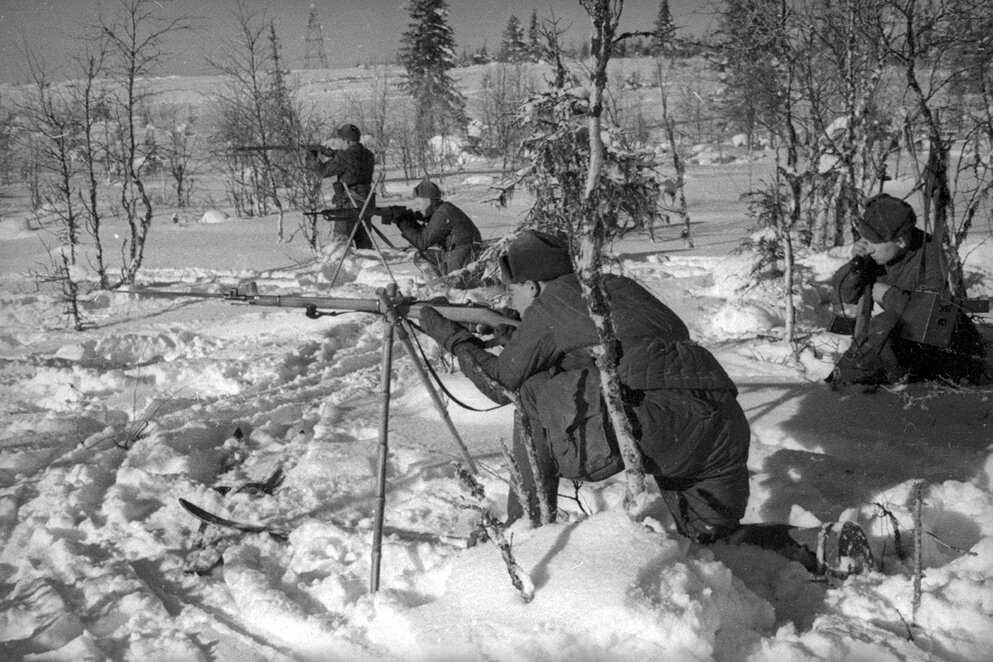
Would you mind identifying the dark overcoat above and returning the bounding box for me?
[833,228,985,382]
[398,201,482,274]
[451,273,751,530]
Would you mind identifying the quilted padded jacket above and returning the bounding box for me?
[453,273,750,481]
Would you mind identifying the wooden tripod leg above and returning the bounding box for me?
[370,312,395,593]
[395,319,478,474]
[374,287,478,474]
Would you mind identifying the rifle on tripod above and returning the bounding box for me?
[124,285,519,330]
[126,282,517,592]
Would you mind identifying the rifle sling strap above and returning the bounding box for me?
[407,322,505,413]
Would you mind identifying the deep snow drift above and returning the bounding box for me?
[1,170,993,662]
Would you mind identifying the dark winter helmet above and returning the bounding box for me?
[414,179,442,200]
[858,193,917,243]
[499,230,574,284]
[337,124,361,142]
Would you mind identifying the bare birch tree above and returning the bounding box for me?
[209,10,314,242]
[18,58,88,329]
[489,2,664,516]
[99,0,189,284]
[879,0,993,296]
[75,49,112,290]
[575,0,648,510]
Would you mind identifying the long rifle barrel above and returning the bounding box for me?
[124,287,519,328]
[232,144,336,156]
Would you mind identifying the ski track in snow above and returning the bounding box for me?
[1,225,992,660]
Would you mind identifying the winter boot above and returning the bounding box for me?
[816,521,874,577]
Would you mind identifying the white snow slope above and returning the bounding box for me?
[2,170,993,662]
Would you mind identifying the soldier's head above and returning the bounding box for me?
[337,124,361,145]
[412,179,442,214]
[499,230,574,312]
[857,193,917,264]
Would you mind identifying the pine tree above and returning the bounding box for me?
[527,10,540,61]
[651,0,676,56]
[500,15,527,63]
[398,0,467,141]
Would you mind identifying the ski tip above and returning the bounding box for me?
[178,498,205,516]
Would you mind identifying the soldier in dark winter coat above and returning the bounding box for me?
[418,230,877,576]
[394,180,482,276]
[829,193,987,388]
[418,230,751,542]
[313,123,376,249]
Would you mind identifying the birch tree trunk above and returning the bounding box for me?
[575,0,647,511]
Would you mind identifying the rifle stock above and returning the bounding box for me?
[124,287,520,329]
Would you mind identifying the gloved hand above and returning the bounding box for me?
[396,208,424,233]
[418,306,478,353]
[473,323,516,346]
[843,254,881,292]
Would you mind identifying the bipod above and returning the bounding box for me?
[343,178,396,249]
[369,283,478,593]
[326,173,393,286]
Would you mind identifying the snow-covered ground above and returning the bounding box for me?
[2,168,993,662]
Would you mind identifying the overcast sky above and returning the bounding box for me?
[0,0,718,85]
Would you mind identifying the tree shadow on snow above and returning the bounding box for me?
[738,381,992,529]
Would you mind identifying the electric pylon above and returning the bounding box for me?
[304,4,329,69]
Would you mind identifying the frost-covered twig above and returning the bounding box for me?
[873,501,906,561]
[912,480,925,622]
[925,530,979,557]
[454,462,535,603]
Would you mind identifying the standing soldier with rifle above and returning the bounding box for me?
[311,124,376,249]
[389,179,483,280]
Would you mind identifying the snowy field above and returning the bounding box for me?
[2,162,993,662]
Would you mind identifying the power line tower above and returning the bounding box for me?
[304,4,329,69]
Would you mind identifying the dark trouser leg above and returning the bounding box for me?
[833,310,902,384]
[655,467,748,543]
[507,380,559,526]
[332,188,374,250]
[722,524,820,572]
[724,522,873,575]
[350,218,373,249]
[895,314,989,384]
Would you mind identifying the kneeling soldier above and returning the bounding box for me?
[394,180,482,276]
[829,193,987,388]
[418,230,875,577]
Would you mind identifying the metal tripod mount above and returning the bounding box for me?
[326,174,393,287]
[369,282,478,592]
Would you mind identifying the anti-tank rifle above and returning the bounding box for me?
[303,205,420,226]
[124,285,520,330]
[137,282,507,590]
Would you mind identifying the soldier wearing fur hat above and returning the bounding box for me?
[829,193,987,388]
[417,230,879,576]
[392,179,482,276]
[313,124,375,249]
[417,230,750,538]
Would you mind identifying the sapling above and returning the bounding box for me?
[454,462,535,604]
